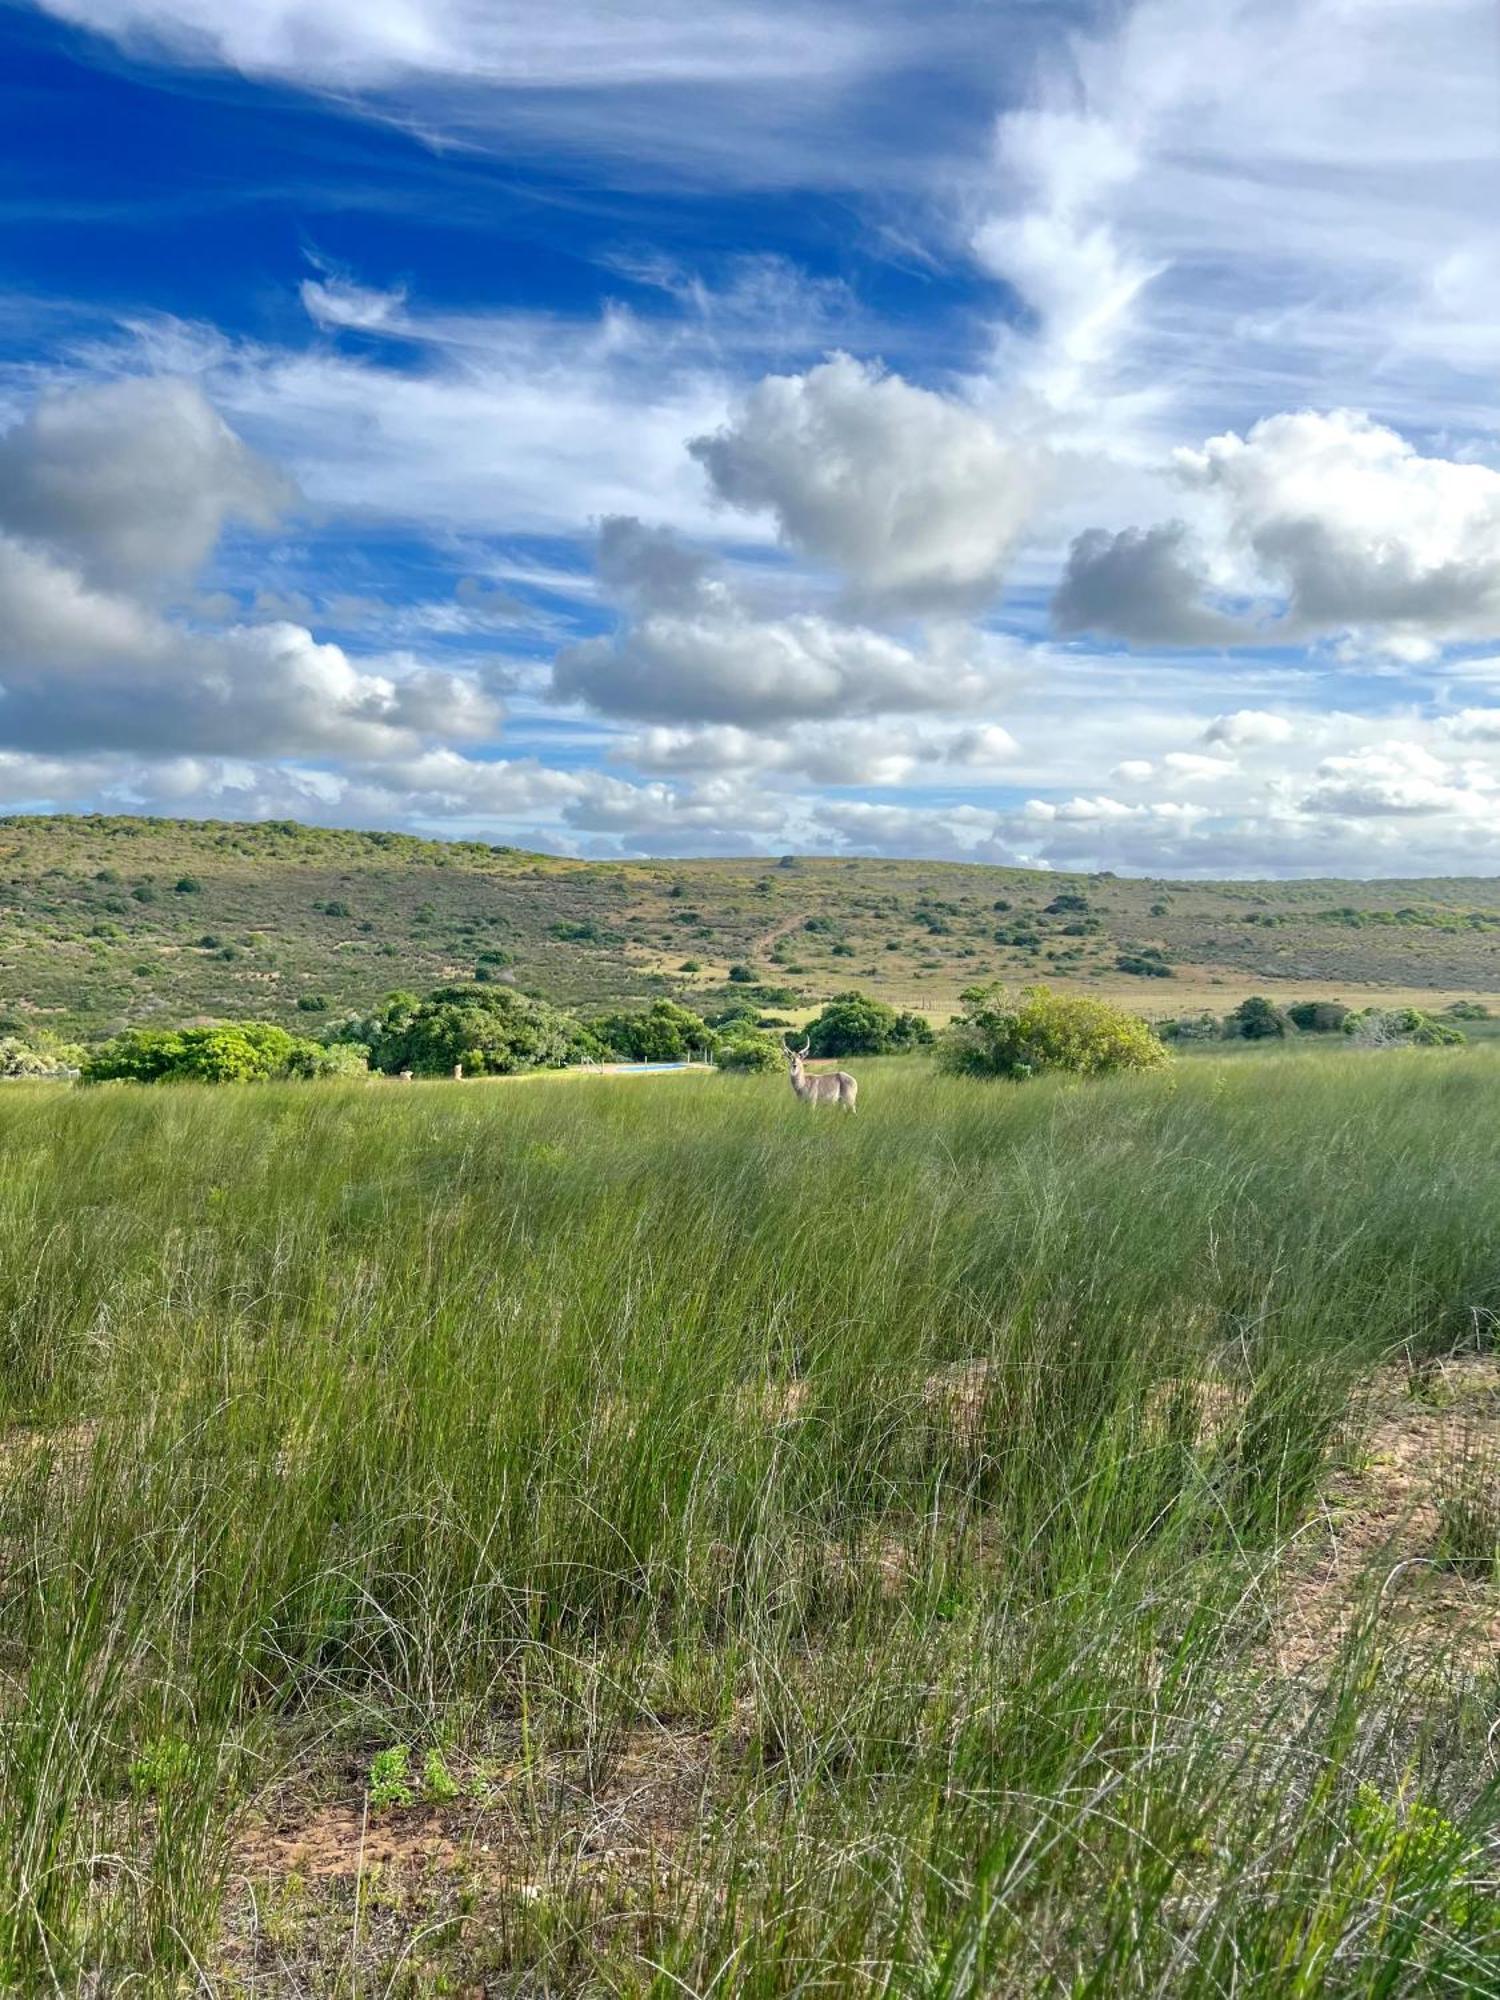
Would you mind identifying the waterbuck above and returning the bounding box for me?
[785,1038,857,1113]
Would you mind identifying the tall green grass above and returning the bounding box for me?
[1,1050,1498,1992]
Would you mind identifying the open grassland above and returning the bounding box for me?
[3,1053,1500,1994]
[6,814,1500,1038]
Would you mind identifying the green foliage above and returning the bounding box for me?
[591,999,708,1063]
[1344,1006,1466,1047]
[1227,995,1291,1040]
[714,1027,782,1071]
[1445,999,1490,1020]
[367,1745,415,1812]
[81,1022,336,1084]
[1116,949,1174,978]
[421,1749,461,1804]
[727,963,758,984]
[1287,999,1352,1032]
[1044,892,1090,915]
[939,983,1170,1080]
[805,990,934,1058]
[349,985,596,1077]
[173,876,201,895]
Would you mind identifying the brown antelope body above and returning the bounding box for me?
[785,1039,857,1113]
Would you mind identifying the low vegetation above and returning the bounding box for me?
[5,814,1500,1039]
[2,1049,1500,1991]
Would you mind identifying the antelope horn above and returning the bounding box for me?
[796,1038,811,1057]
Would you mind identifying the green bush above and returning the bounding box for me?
[82,1022,334,1084]
[347,985,599,1077]
[805,990,934,1058]
[1287,1000,1351,1033]
[1116,951,1174,979]
[591,999,709,1064]
[938,984,1170,1081]
[1226,996,1291,1040]
[1344,1006,1465,1048]
[715,1029,782,1072]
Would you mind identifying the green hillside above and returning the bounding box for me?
[4,813,1500,1039]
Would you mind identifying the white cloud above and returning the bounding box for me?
[0,375,291,586]
[690,354,1044,614]
[1053,520,1249,646]
[0,533,499,756]
[1203,709,1295,749]
[1054,410,1500,655]
[609,716,1018,787]
[553,515,1015,725]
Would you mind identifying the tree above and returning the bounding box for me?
[938,984,1169,1081]
[805,990,934,1058]
[1226,995,1290,1040]
[1287,999,1351,1033]
[353,985,596,1076]
[591,999,709,1063]
[81,1022,338,1084]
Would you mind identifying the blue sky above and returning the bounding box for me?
[2,0,1500,875]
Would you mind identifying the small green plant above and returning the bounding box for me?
[421,1749,461,1803]
[367,1745,415,1811]
[128,1734,193,1799]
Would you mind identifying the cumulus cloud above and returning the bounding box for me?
[1053,521,1250,646]
[609,716,1018,787]
[690,354,1042,614]
[0,536,499,757]
[1052,411,1500,656]
[553,515,1013,725]
[0,378,498,760]
[0,376,292,586]
[1298,741,1475,818]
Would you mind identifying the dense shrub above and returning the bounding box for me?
[591,1000,710,1063]
[1116,951,1174,978]
[805,990,934,1058]
[1226,996,1291,1039]
[82,1022,341,1084]
[1044,892,1090,915]
[714,1028,782,1071]
[1445,1000,1490,1020]
[1344,1006,1465,1048]
[939,984,1169,1081]
[727,963,758,984]
[344,985,599,1076]
[1287,1000,1351,1033]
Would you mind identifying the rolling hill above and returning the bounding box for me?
[4,813,1500,1040]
